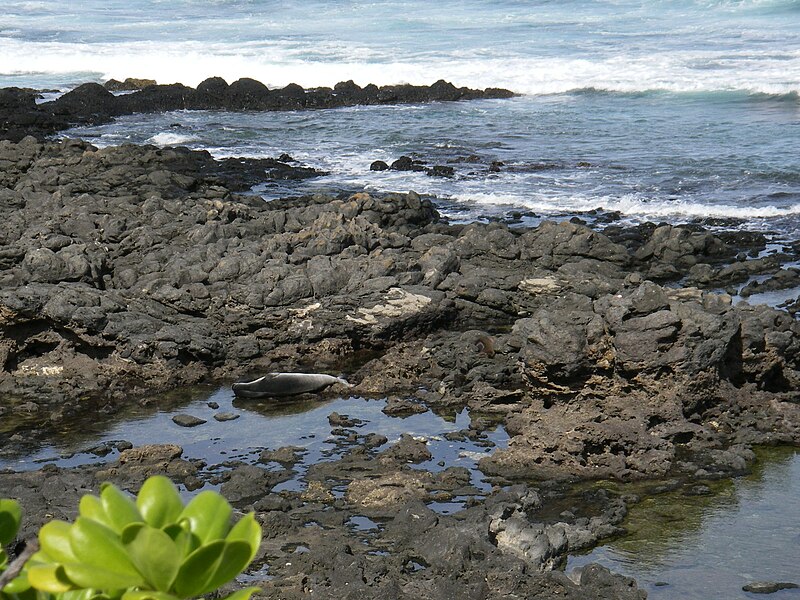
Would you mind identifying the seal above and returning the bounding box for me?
[232,372,351,398]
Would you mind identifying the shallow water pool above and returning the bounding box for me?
[0,386,508,502]
[568,447,800,599]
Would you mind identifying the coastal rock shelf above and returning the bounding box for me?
[0,438,646,600]
[0,78,515,142]
[0,136,798,479]
[0,137,798,599]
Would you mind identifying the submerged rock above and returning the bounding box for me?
[382,396,429,416]
[213,411,239,422]
[742,582,800,594]
[172,414,207,427]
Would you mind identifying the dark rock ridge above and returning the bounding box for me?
[385,155,455,178]
[0,137,797,487]
[370,155,456,178]
[0,78,515,142]
[103,78,157,92]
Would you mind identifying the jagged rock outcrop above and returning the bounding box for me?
[0,138,798,487]
[0,78,515,142]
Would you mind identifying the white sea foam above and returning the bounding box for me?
[458,191,800,220]
[2,36,799,96]
[146,132,198,146]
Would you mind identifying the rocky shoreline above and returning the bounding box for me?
[0,77,514,143]
[0,89,799,598]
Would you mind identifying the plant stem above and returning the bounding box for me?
[0,539,38,590]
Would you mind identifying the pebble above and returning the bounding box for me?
[742,582,799,594]
[172,414,207,427]
[684,485,712,496]
[382,397,428,416]
[364,433,388,449]
[328,412,363,428]
[213,412,240,422]
[259,446,304,465]
[88,443,112,456]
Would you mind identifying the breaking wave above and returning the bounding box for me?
[1,36,799,97]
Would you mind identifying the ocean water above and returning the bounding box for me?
[2,0,800,238]
[568,448,800,600]
[3,3,799,592]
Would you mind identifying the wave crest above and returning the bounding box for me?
[146,132,198,146]
[459,192,800,221]
[1,37,799,96]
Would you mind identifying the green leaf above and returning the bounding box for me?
[135,477,183,530]
[172,540,225,598]
[225,513,261,565]
[79,495,109,525]
[219,586,261,600]
[2,573,31,595]
[100,484,142,533]
[39,521,78,564]
[61,563,144,591]
[201,541,254,596]
[174,541,252,598]
[3,585,39,600]
[0,548,7,571]
[122,590,180,600]
[26,564,74,593]
[177,492,232,543]
[120,522,144,545]
[61,589,107,600]
[122,524,180,592]
[162,524,199,559]
[0,499,22,546]
[67,518,144,586]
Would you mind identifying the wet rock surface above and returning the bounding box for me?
[0,138,798,467]
[172,413,206,427]
[742,581,800,594]
[0,136,799,599]
[0,438,645,600]
[381,155,456,178]
[0,78,515,142]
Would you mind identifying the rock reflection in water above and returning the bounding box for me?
[568,448,800,600]
[0,384,218,468]
[0,385,508,510]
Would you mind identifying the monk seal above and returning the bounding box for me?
[232,372,352,398]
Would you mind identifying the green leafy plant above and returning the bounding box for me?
[1,476,261,600]
[0,499,22,575]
